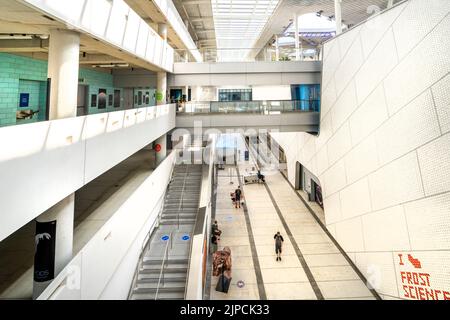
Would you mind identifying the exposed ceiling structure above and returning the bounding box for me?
[172,0,217,59]
[248,0,396,59]
[211,0,280,61]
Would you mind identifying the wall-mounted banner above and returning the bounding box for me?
[34,220,56,282]
[395,252,450,300]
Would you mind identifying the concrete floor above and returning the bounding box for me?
[209,136,376,300]
[0,148,156,299]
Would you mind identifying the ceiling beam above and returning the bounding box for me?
[182,0,211,5]
[79,53,124,65]
[0,38,48,52]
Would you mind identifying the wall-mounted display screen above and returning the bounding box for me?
[138,91,142,105]
[91,94,97,107]
[108,94,113,106]
[114,90,121,108]
[145,92,150,105]
[98,89,107,109]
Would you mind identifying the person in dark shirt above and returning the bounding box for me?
[234,186,242,208]
[274,231,284,261]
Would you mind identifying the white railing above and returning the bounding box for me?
[154,0,202,63]
[37,151,177,300]
[22,0,174,71]
[0,104,176,243]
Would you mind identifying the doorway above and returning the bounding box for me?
[77,84,88,116]
[123,88,134,109]
[295,161,303,190]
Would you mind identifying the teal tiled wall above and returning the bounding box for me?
[0,53,125,127]
[0,53,47,126]
[80,68,124,114]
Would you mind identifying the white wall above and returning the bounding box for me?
[252,85,292,101]
[0,104,176,242]
[271,0,450,300]
[37,151,176,300]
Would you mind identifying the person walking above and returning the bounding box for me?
[211,233,218,254]
[274,231,284,261]
[212,220,222,240]
[234,186,243,208]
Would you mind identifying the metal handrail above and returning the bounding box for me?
[154,233,171,300]
[127,153,176,300]
[177,170,188,229]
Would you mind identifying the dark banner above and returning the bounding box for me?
[34,220,56,282]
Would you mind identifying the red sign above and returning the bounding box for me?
[155,144,161,152]
[397,253,450,300]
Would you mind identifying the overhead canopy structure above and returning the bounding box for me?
[211,0,280,61]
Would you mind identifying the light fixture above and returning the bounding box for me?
[316,10,323,17]
[38,34,49,39]
[92,63,130,68]
[0,34,33,40]
[328,15,335,21]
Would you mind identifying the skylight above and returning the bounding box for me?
[285,13,337,34]
[211,0,280,61]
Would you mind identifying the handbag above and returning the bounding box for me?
[215,274,232,293]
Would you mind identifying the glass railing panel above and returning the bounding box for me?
[177,100,320,114]
[173,48,323,63]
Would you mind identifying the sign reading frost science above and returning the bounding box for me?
[396,252,450,300]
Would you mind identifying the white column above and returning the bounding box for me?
[157,71,167,105]
[185,86,189,101]
[158,23,168,42]
[275,35,279,61]
[334,0,343,35]
[157,23,168,106]
[33,29,79,299]
[33,194,75,299]
[294,13,300,61]
[155,134,167,165]
[47,29,80,120]
[387,0,394,8]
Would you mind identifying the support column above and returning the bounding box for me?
[157,71,167,105]
[334,0,343,35]
[155,134,167,165]
[33,29,79,299]
[157,23,168,106]
[387,0,394,8]
[158,23,168,41]
[294,13,300,61]
[275,35,279,61]
[47,29,80,120]
[185,85,189,101]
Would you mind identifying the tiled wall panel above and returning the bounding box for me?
[270,0,450,299]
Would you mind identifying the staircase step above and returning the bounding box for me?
[143,258,188,265]
[131,292,185,300]
[135,281,186,290]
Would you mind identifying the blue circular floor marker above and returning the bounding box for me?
[182,235,190,241]
[161,235,170,241]
[237,280,245,288]
[226,216,234,221]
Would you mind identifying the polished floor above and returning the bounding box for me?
[209,137,376,300]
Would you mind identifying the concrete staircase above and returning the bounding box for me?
[129,164,203,300]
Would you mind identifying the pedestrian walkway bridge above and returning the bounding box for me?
[175,100,320,133]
